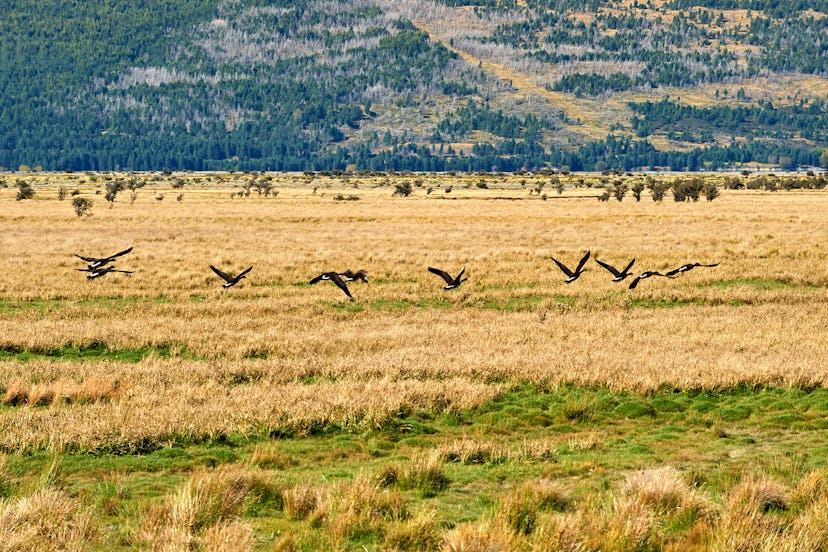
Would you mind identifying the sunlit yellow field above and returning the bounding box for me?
[2,172,828,550]
[2,173,828,451]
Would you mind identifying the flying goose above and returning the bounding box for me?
[74,247,133,270]
[76,266,134,280]
[666,262,719,277]
[210,265,253,288]
[341,269,369,283]
[309,271,352,298]
[428,266,467,290]
[628,271,673,289]
[595,257,636,282]
[551,251,590,283]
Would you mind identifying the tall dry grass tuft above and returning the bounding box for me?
[499,479,571,536]
[712,475,789,551]
[316,474,409,545]
[383,510,442,551]
[380,452,450,498]
[201,520,255,552]
[283,484,319,521]
[594,495,657,552]
[791,469,828,509]
[139,467,258,551]
[530,512,587,552]
[441,520,513,552]
[436,438,506,465]
[0,488,98,551]
[624,466,714,521]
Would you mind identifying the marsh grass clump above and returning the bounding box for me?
[318,475,409,544]
[378,453,449,498]
[500,480,572,536]
[0,488,99,549]
[283,484,319,521]
[436,438,505,465]
[139,467,259,549]
[382,510,441,551]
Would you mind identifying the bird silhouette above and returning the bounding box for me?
[551,251,590,283]
[595,257,636,282]
[666,262,719,277]
[341,269,369,283]
[428,267,467,290]
[628,271,673,289]
[309,271,352,298]
[210,265,253,288]
[76,266,134,280]
[74,247,133,270]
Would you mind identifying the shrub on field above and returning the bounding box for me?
[648,180,670,202]
[723,176,744,189]
[631,181,645,201]
[612,181,628,202]
[393,181,413,197]
[104,179,123,206]
[15,180,34,200]
[672,177,704,202]
[703,182,720,201]
[72,197,93,217]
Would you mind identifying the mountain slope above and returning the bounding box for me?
[1,0,827,171]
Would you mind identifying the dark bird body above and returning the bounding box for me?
[341,269,368,283]
[595,257,636,282]
[666,262,719,277]
[74,247,133,270]
[210,265,253,288]
[628,271,673,289]
[551,251,591,283]
[76,266,133,280]
[428,267,467,290]
[310,271,352,298]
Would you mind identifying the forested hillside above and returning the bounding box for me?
[1,0,827,172]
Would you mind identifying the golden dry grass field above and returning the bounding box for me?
[2,171,828,550]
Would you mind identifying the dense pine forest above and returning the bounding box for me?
[1,0,827,172]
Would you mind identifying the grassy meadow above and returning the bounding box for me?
[2,171,828,550]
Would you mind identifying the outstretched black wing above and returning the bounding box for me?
[428,267,454,285]
[104,247,133,261]
[328,272,352,298]
[595,258,621,277]
[628,275,643,289]
[549,257,574,277]
[574,250,591,273]
[309,272,332,285]
[210,265,233,283]
[74,253,99,263]
[237,266,253,279]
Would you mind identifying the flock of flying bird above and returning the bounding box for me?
[74,247,718,298]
